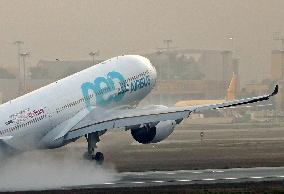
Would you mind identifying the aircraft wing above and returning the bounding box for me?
[64,85,278,140]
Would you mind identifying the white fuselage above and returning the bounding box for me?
[0,55,157,151]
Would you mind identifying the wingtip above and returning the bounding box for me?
[271,84,278,96]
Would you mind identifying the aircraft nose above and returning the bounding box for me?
[149,61,157,88]
[133,55,157,88]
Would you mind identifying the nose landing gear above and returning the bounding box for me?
[85,132,104,164]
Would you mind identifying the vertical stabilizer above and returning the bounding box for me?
[227,73,237,100]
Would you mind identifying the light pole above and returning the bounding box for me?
[89,51,99,66]
[20,52,30,94]
[163,39,173,80]
[14,41,24,96]
[228,36,235,55]
[163,39,173,51]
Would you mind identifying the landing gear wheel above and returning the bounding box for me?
[94,152,104,164]
[85,132,105,164]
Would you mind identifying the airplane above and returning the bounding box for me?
[175,72,237,107]
[0,55,278,163]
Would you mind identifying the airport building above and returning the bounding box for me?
[32,59,100,79]
[145,49,237,82]
[143,49,238,105]
[145,79,226,105]
[0,60,98,101]
[271,50,284,80]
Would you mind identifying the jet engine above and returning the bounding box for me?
[131,120,177,144]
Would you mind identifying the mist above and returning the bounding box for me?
[0,149,118,191]
[1,0,284,86]
[0,0,283,192]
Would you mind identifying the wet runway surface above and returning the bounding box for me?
[2,124,284,193]
[66,167,284,189]
[78,125,284,172]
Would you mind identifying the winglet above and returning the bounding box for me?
[271,84,278,97]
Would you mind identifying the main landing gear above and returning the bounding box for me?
[85,132,104,164]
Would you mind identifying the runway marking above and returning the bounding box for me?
[103,183,115,185]
[202,178,215,181]
[177,179,191,182]
[214,170,224,173]
[224,177,238,180]
[192,171,202,174]
[152,180,165,183]
[176,170,187,172]
[250,177,263,179]
[277,175,284,178]
[165,172,176,175]
[131,182,145,184]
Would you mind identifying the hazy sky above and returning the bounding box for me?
[1,0,284,84]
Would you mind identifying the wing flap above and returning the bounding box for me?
[40,108,91,145]
[52,108,90,140]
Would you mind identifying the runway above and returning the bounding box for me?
[2,124,284,193]
[66,167,284,189]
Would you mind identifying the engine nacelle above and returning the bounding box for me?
[131,120,176,144]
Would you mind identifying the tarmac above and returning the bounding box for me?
[1,122,284,193]
[65,167,284,189]
[97,123,284,172]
